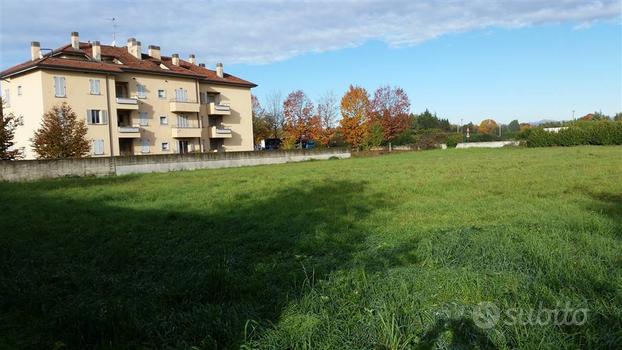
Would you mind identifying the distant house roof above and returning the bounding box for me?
[0,42,257,88]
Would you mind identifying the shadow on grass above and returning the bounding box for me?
[419,318,498,350]
[0,177,410,349]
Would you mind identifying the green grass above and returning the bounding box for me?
[1,146,621,349]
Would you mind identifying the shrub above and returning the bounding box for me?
[446,134,463,148]
[526,121,622,147]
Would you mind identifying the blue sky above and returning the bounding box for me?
[1,0,621,124]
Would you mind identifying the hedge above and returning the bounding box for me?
[526,120,622,147]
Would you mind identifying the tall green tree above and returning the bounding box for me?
[32,103,90,159]
[508,119,520,133]
[251,95,271,146]
[0,97,22,160]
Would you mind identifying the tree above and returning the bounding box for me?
[479,119,499,134]
[32,103,90,159]
[316,91,339,146]
[0,97,22,160]
[615,112,622,122]
[370,86,411,142]
[282,90,320,146]
[251,95,271,146]
[264,91,284,138]
[412,109,451,131]
[339,85,371,149]
[508,119,520,133]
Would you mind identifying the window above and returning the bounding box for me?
[177,114,189,128]
[3,89,9,106]
[93,139,105,155]
[89,79,101,95]
[17,86,22,96]
[141,139,150,153]
[136,83,146,98]
[159,115,168,125]
[161,142,170,151]
[139,112,149,126]
[157,89,166,99]
[175,88,188,102]
[86,109,108,124]
[54,76,66,97]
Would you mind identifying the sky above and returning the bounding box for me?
[1,0,621,124]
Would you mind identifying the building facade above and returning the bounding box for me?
[0,32,257,159]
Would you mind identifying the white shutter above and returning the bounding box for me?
[93,139,104,155]
[86,109,92,124]
[54,77,61,97]
[139,112,148,126]
[90,79,100,95]
[59,77,66,97]
[182,89,188,102]
[102,110,108,124]
[141,139,150,153]
[3,89,9,106]
[175,88,181,101]
[137,84,145,98]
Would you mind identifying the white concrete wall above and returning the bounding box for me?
[456,141,520,149]
[0,149,350,182]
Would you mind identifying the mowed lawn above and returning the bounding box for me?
[1,146,621,349]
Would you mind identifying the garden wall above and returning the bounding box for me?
[0,148,351,182]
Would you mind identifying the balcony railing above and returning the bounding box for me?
[170,99,200,112]
[118,125,140,133]
[209,125,232,138]
[207,102,231,115]
[116,97,138,104]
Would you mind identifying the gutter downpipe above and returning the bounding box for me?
[105,74,116,175]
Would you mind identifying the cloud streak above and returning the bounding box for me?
[1,0,620,67]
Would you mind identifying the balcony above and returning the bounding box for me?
[172,125,202,138]
[209,126,233,138]
[207,102,231,115]
[116,97,139,110]
[118,125,141,138]
[170,99,200,113]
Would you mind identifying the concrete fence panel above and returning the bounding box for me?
[0,148,351,182]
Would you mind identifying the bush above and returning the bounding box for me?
[446,134,463,148]
[526,121,622,147]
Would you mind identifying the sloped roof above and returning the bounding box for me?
[1,42,256,88]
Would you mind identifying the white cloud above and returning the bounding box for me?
[1,0,620,67]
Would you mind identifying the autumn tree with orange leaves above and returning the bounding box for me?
[370,86,411,142]
[282,90,321,147]
[339,85,371,149]
[479,119,499,134]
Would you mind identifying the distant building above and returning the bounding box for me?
[1,32,257,159]
[543,127,568,133]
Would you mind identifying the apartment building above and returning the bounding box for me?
[0,32,257,159]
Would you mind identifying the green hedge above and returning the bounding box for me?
[526,121,622,147]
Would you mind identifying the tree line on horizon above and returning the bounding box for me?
[251,87,622,150]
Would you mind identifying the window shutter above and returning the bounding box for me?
[102,110,108,124]
[139,112,148,126]
[54,77,60,96]
[95,80,100,94]
[86,109,92,124]
[60,77,66,97]
[89,79,93,93]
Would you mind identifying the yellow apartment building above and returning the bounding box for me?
[0,32,257,159]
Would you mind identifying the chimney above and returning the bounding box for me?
[71,31,80,50]
[148,45,161,60]
[127,38,141,59]
[216,63,224,78]
[135,41,142,60]
[199,63,205,68]
[92,41,101,61]
[172,53,180,66]
[30,41,41,61]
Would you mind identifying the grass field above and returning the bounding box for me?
[1,146,621,349]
